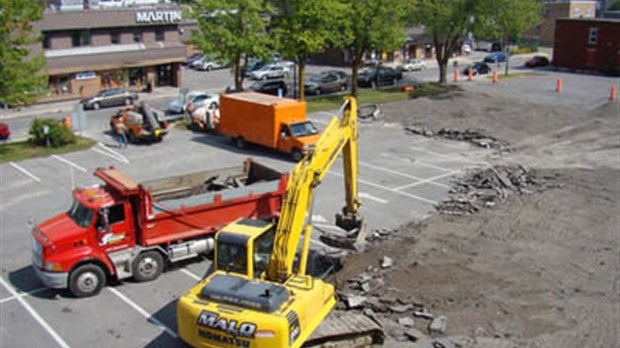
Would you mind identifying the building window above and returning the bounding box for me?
[573,8,580,17]
[155,28,165,42]
[111,31,120,45]
[72,30,90,47]
[133,30,143,43]
[588,27,598,44]
[43,33,50,49]
[586,8,592,17]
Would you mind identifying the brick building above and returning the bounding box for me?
[33,5,188,100]
[553,18,620,73]
[523,0,597,46]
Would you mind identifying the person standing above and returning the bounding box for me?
[114,117,128,149]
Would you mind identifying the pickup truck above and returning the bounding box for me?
[31,159,287,297]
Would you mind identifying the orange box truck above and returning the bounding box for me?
[218,92,320,161]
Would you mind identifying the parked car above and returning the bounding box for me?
[357,66,402,88]
[193,56,225,71]
[249,79,288,96]
[81,88,138,110]
[525,55,550,68]
[399,59,426,72]
[0,122,10,140]
[304,72,348,95]
[461,62,491,75]
[483,52,507,63]
[166,91,219,115]
[463,43,472,55]
[244,59,266,77]
[184,53,203,66]
[363,57,383,67]
[250,64,290,80]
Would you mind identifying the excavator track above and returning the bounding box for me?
[304,311,384,348]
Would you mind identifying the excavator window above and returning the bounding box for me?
[253,228,275,277]
[217,242,247,275]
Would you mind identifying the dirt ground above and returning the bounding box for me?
[333,90,619,347]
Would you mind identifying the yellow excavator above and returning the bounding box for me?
[177,96,382,348]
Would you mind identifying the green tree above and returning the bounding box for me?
[271,0,350,99]
[474,0,541,75]
[0,0,47,105]
[608,0,620,11]
[413,0,540,83]
[188,0,273,91]
[342,0,412,96]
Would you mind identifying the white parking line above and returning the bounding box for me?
[0,277,71,348]
[107,287,179,339]
[0,286,48,304]
[92,142,129,163]
[328,171,437,205]
[359,192,388,204]
[380,153,455,173]
[9,162,41,182]
[360,161,451,188]
[312,215,328,223]
[408,146,490,166]
[51,155,87,173]
[180,268,202,281]
[393,170,459,191]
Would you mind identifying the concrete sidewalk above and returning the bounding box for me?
[0,86,180,120]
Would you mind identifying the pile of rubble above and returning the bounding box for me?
[334,254,471,347]
[436,165,560,216]
[404,125,510,152]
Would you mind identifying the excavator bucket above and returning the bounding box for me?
[319,212,367,252]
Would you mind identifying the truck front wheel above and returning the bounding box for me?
[291,149,303,162]
[132,251,164,282]
[235,137,246,149]
[69,264,106,298]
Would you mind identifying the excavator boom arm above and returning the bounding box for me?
[267,97,360,282]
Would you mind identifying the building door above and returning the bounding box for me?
[156,64,173,86]
[585,49,596,68]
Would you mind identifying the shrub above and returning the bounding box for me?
[511,46,539,55]
[29,118,76,148]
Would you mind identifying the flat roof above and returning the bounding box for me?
[227,92,301,106]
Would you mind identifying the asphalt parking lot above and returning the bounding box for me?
[0,98,494,347]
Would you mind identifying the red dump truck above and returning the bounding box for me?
[31,159,287,297]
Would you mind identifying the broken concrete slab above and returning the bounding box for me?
[429,315,448,335]
[389,303,414,313]
[346,295,367,309]
[413,310,434,320]
[381,256,394,268]
[404,328,426,342]
[397,316,415,327]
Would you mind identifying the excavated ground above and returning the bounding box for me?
[331,90,619,348]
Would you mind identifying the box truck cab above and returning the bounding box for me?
[219,92,320,161]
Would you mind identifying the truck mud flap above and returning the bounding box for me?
[304,311,384,348]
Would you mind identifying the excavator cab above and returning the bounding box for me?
[214,218,276,278]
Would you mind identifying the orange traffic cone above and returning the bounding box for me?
[492,71,498,84]
[556,79,562,93]
[453,69,459,82]
[468,68,473,81]
[610,84,617,101]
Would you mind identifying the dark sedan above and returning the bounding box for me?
[304,72,348,95]
[357,66,402,88]
[525,55,550,68]
[461,62,491,75]
[483,52,507,63]
[249,79,288,96]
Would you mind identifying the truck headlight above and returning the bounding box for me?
[44,262,62,272]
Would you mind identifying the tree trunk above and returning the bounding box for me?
[234,54,243,91]
[351,50,364,97]
[438,62,448,84]
[298,58,306,100]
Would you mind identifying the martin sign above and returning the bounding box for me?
[136,11,182,23]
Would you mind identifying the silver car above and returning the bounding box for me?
[304,72,348,95]
[81,88,138,110]
[399,59,426,72]
[250,64,290,80]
